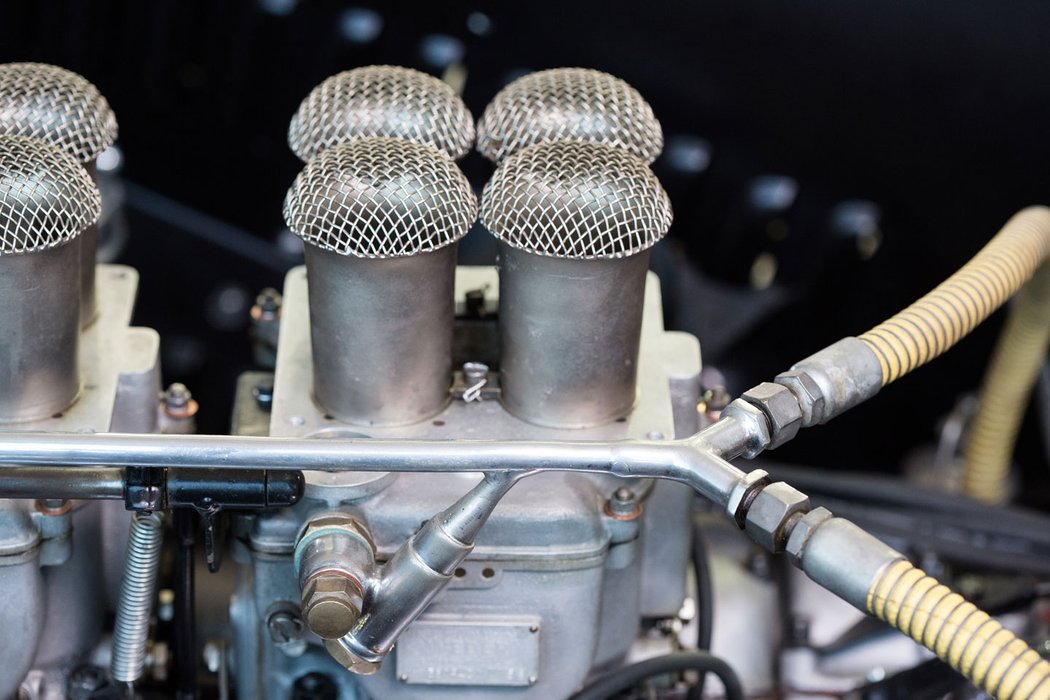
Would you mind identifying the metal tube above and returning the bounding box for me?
[0,467,123,499]
[498,244,651,427]
[0,243,81,422]
[304,244,455,426]
[0,430,748,509]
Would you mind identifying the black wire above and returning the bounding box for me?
[691,520,715,700]
[569,651,745,700]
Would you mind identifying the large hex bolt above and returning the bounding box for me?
[294,514,375,641]
[301,572,364,640]
[743,482,811,553]
[740,382,804,449]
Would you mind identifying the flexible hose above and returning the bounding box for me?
[859,206,1050,385]
[867,559,1050,700]
[569,650,745,700]
[691,522,714,699]
[111,511,164,684]
[963,261,1050,503]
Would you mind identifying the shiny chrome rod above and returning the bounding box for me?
[0,407,770,511]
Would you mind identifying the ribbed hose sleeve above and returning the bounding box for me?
[963,261,1050,503]
[859,207,1050,385]
[868,559,1050,700]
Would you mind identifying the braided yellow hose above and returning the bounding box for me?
[868,559,1050,700]
[963,262,1050,503]
[859,207,1050,385]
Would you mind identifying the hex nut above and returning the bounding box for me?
[741,382,803,449]
[719,399,773,457]
[324,638,382,676]
[775,370,826,427]
[299,513,375,552]
[744,482,811,553]
[301,572,364,640]
[785,507,834,568]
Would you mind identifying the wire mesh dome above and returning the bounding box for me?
[0,135,102,256]
[476,67,664,164]
[480,140,672,260]
[288,66,476,162]
[0,63,118,164]
[283,137,478,258]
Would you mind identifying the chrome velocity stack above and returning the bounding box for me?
[476,67,664,164]
[481,140,672,427]
[0,135,101,422]
[283,137,477,426]
[0,63,118,327]
[288,65,475,162]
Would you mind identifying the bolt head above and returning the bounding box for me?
[301,573,363,640]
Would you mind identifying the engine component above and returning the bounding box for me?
[110,511,164,685]
[0,56,1049,700]
[0,63,118,326]
[476,67,664,164]
[287,65,475,161]
[0,135,99,422]
[282,136,477,426]
[481,139,673,426]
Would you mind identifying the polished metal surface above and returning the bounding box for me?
[284,137,476,258]
[303,245,457,425]
[0,429,752,509]
[498,246,651,427]
[0,245,81,421]
[481,139,672,427]
[480,140,671,259]
[0,135,102,420]
[288,66,475,162]
[476,67,664,164]
[284,137,475,425]
[0,63,118,164]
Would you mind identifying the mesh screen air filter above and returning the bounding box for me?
[476,67,663,164]
[283,137,477,258]
[0,135,101,255]
[480,140,671,259]
[288,66,475,162]
[0,63,118,163]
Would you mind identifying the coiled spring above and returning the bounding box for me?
[111,511,164,684]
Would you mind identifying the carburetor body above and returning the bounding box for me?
[229,265,701,699]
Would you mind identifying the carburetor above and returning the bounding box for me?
[230,67,699,698]
[0,59,1049,700]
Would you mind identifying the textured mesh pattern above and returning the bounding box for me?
[476,68,663,164]
[283,137,477,258]
[0,63,118,163]
[288,66,475,162]
[480,140,671,259]
[0,135,101,255]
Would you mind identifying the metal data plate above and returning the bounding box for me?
[395,615,542,687]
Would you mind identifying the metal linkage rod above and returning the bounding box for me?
[0,408,769,512]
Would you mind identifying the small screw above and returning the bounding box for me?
[529,624,539,633]
[399,674,409,683]
[606,487,641,520]
[266,609,305,645]
[253,381,274,411]
[251,288,283,321]
[162,383,198,419]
